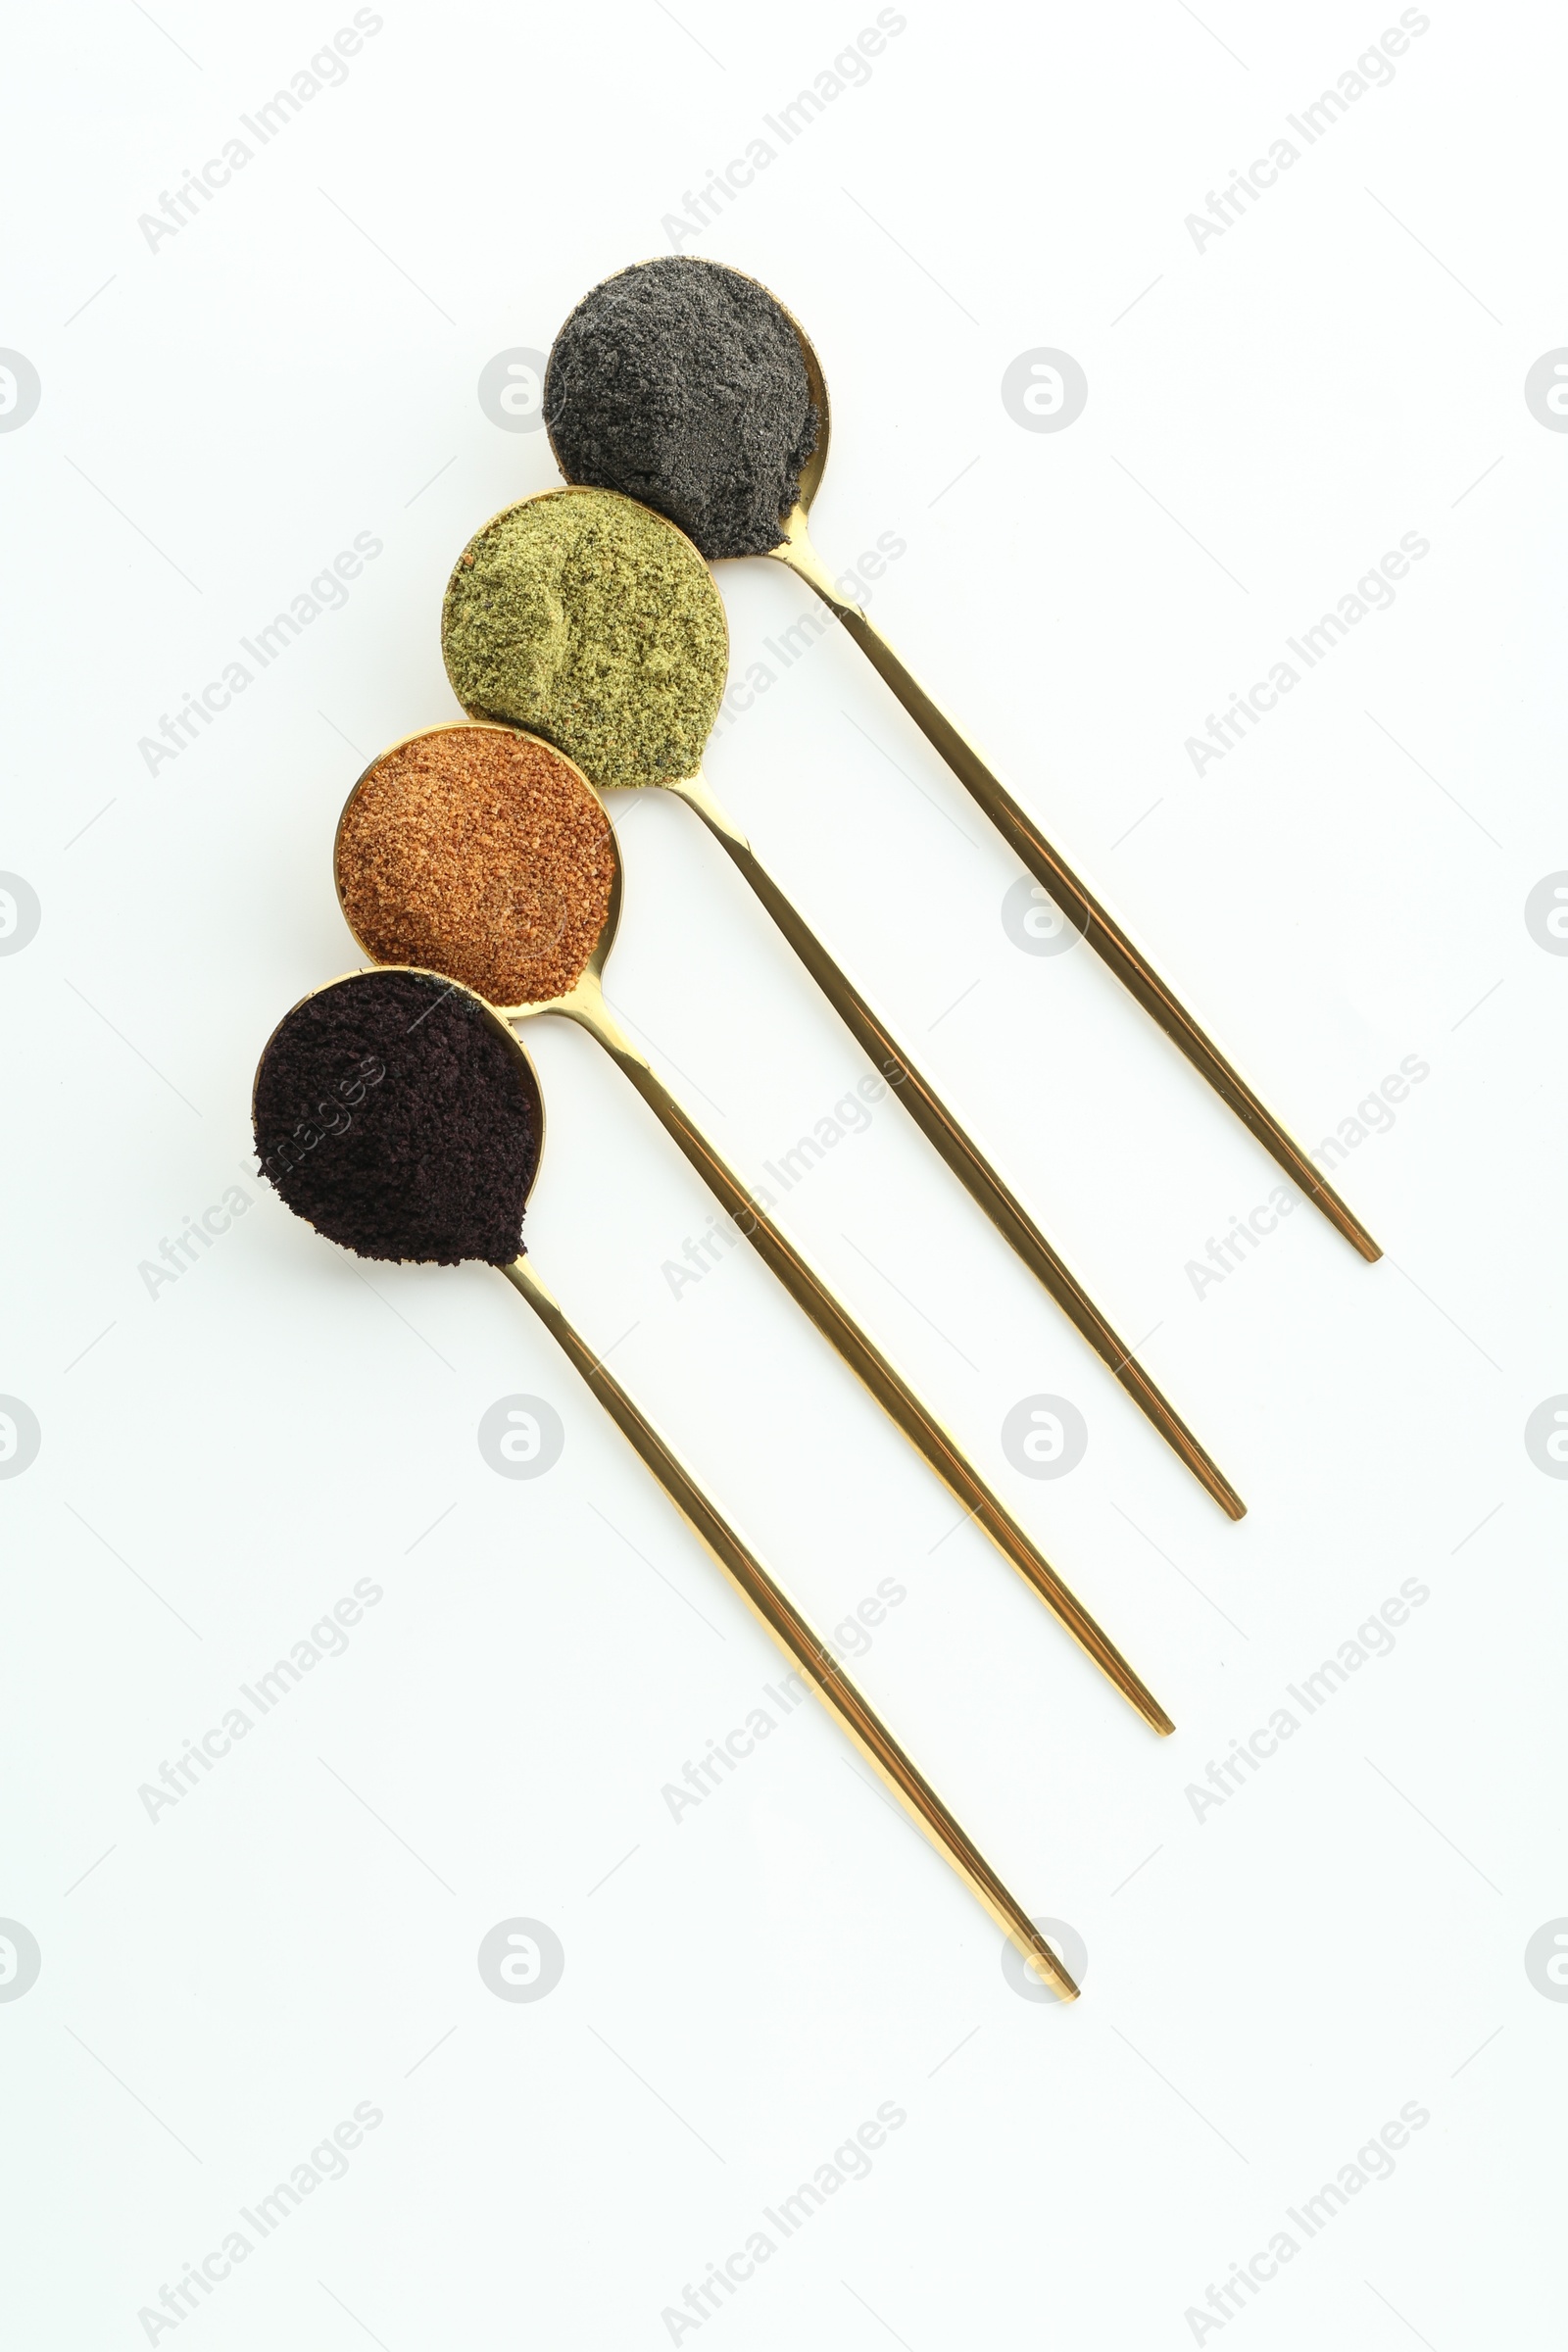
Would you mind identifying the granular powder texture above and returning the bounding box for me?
[442,489,727,789]
[544,257,818,559]
[336,727,614,1007]
[254,969,540,1266]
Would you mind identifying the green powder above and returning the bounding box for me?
[441,489,729,789]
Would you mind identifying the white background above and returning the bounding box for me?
[3,2,1563,2344]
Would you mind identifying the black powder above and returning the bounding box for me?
[545,258,819,560]
[253,969,540,1266]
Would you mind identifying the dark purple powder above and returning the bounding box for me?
[253,969,540,1266]
[544,257,818,559]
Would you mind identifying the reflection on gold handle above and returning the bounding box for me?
[767,518,1381,1265]
[502,1251,1078,1998]
[663,769,1245,1522]
[543,976,1173,1736]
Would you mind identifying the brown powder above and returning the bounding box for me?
[334,726,615,1007]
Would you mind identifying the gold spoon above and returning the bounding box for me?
[544,260,1381,1267]
[441,486,1244,1521]
[334,725,1174,1736]
[253,966,1078,1998]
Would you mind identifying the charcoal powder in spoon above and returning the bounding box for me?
[544,257,818,559]
[253,969,539,1265]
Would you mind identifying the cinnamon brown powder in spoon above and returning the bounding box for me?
[335,727,614,1007]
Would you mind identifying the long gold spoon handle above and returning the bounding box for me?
[768,527,1380,1264]
[663,770,1245,1522]
[545,979,1172,1735]
[502,1252,1077,1994]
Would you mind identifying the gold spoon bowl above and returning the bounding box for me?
[254,964,1078,1997]
[440,486,1244,1519]
[546,259,1380,1266]
[334,724,1175,1735]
